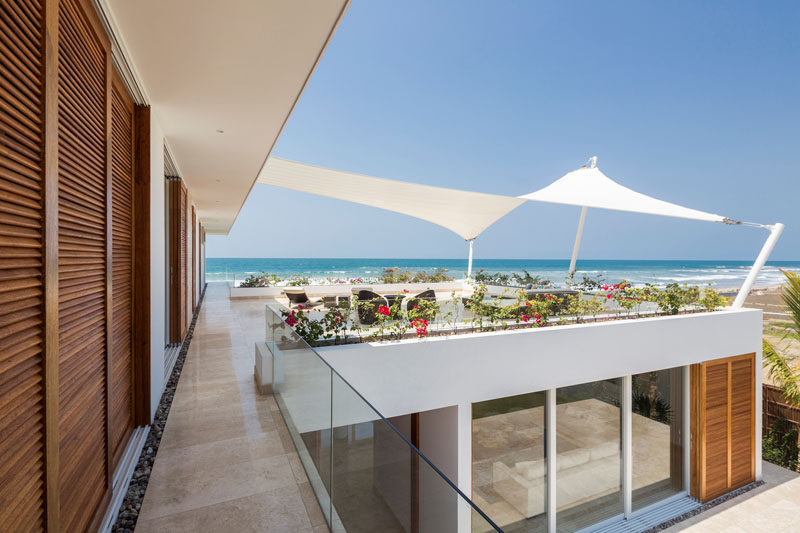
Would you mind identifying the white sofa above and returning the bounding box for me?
[492,440,619,518]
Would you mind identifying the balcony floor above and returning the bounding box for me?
[136,282,328,532]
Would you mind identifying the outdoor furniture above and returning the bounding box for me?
[283,288,322,309]
[406,290,436,319]
[385,294,405,308]
[355,290,388,325]
[351,286,373,295]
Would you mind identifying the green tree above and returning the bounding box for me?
[763,270,800,406]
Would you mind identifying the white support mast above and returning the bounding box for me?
[732,222,785,308]
[567,156,597,281]
[466,239,475,278]
[568,206,588,278]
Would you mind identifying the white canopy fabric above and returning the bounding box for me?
[519,164,733,224]
[257,158,526,241]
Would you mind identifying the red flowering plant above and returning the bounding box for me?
[411,318,428,337]
[321,307,349,344]
[601,280,637,317]
[280,306,324,345]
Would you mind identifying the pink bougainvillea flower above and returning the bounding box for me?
[525,301,531,306]
[286,315,298,327]
[607,294,613,299]
[403,289,409,293]
[378,305,391,316]
[521,314,530,322]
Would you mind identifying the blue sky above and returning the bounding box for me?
[208,1,799,260]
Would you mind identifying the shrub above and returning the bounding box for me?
[700,285,729,311]
[285,275,311,286]
[763,417,799,471]
[239,271,281,287]
[381,268,454,284]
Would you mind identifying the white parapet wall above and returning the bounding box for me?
[230,280,466,299]
[317,308,763,419]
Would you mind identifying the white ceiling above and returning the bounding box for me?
[104,0,350,234]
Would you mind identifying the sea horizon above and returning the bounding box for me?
[205,257,800,288]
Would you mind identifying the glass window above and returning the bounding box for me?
[632,367,684,510]
[472,391,547,532]
[556,378,622,531]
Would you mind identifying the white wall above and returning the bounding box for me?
[148,116,166,422]
[318,308,763,420]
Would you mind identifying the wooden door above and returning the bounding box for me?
[57,0,111,528]
[179,183,187,336]
[691,353,756,502]
[191,205,196,311]
[109,70,135,465]
[0,0,48,528]
[168,178,187,343]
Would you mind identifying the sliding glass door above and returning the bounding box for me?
[631,368,685,510]
[556,378,623,531]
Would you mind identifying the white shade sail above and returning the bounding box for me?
[257,158,526,240]
[520,164,733,223]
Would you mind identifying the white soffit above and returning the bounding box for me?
[103,0,350,234]
[258,158,526,241]
[520,164,732,223]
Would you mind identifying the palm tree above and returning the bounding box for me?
[763,270,800,406]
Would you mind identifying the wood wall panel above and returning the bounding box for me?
[0,0,47,529]
[109,73,134,463]
[56,0,109,529]
[730,356,755,487]
[179,183,186,337]
[191,205,195,311]
[691,353,756,503]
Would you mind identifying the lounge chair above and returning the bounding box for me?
[355,290,388,325]
[283,288,323,309]
[406,290,436,318]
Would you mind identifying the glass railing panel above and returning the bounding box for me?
[268,305,333,524]
[330,371,500,533]
[266,303,500,532]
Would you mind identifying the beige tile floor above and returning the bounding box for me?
[663,461,800,533]
[136,283,329,533]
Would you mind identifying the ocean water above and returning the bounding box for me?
[205,258,800,288]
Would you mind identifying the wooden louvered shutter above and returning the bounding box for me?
[109,71,134,464]
[191,205,196,311]
[179,183,187,337]
[57,0,110,529]
[730,355,755,487]
[690,353,755,502]
[0,0,47,529]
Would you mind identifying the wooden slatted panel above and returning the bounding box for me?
[179,183,186,338]
[57,0,108,529]
[702,361,729,500]
[109,78,133,462]
[191,205,195,311]
[0,0,47,530]
[730,356,755,488]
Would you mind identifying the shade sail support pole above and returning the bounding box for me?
[467,239,475,278]
[568,206,588,278]
[732,222,784,308]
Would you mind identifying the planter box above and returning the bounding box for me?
[316,308,763,419]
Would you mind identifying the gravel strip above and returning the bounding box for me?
[645,480,766,532]
[111,284,207,532]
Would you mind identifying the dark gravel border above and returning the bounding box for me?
[111,284,207,532]
[644,480,766,532]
